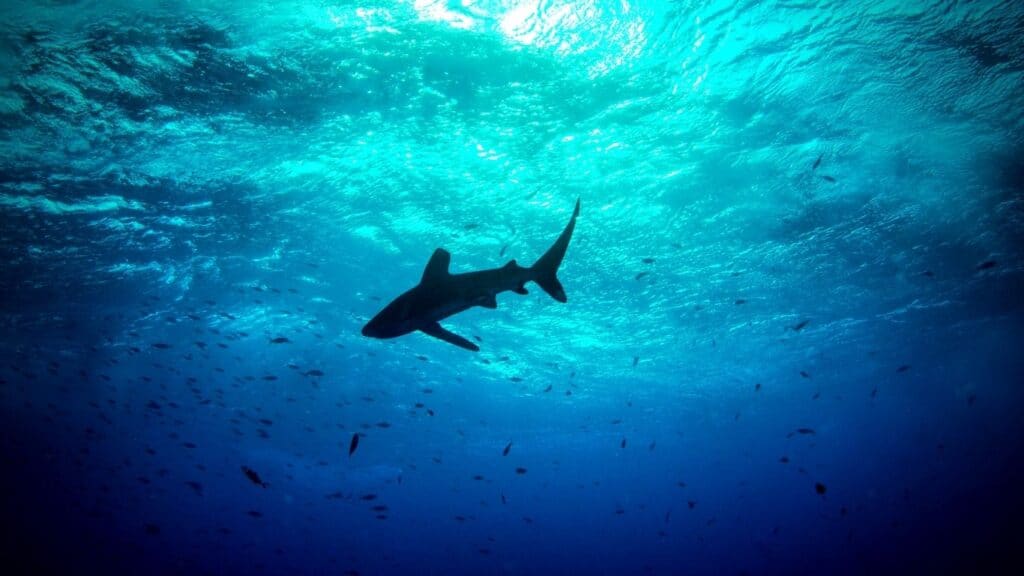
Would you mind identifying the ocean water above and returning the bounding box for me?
[1,1,1022,574]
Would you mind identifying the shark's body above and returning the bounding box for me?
[362,198,580,351]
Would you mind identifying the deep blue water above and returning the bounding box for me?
[2,1,1023,575]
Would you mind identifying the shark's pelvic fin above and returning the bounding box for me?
[512,284,528,295]
[421,322,479,352]
[530,197,580,303]
[422,248,451,284]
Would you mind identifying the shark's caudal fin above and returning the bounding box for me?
[530,198,580,303]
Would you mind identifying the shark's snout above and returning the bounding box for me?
[362,311,406,339]
[361,321,381,338]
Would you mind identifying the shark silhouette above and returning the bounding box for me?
[362,198,580,351]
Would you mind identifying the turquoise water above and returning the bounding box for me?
[1,1,1022,574]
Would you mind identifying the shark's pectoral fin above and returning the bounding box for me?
[480,295,498,309]
[512,284,528,295]
[421,323,479,352]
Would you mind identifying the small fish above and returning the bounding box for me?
[246,510,263,518]
[755,383,762,392]
[348,433,360,457]
[896,365,910,373]
[648,441,656,451]
[967,394,976,407]
[821,175,836,183]
[304,369,324,377]
[687,501,696,510]
[515,467,527,475]
[241,466,269,488]
[641,258,655,264]
[426,409,435,416]
[269,337,290,344]
[152,343,171,350]
[815,482,827,495]
[812,154,823,171]
[499,245,508,258]
[500,492,507,505]
[735,299,747,305]
[779,456,790,464]
[503,442,512,457]
[359,493,377,501]
[543,384,552,393]
[871,387,878,399]
[632,356,639,367]
[792,320,810,331]
[635,272,649,281]
[620,438,627,449]
[922,270,934,277]
[800,371,811,378]
[976,260,997,271]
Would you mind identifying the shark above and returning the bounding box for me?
[361,198,580,351]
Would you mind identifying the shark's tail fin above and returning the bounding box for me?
[531,198,580,303]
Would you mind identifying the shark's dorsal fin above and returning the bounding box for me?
[421,322,479,352]
[421,248,451,284]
